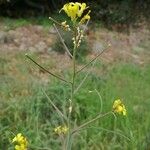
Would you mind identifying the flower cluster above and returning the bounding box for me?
[12,133,28,150]
[60,2,91,24]
[113,99,127,116]
[54,125,69,135]
[58,2,91,48]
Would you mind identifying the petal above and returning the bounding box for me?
[77,3,87,17]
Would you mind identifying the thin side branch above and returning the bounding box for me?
[53,24,73,58]
[95,89,103,113]
[81,126,131,141]
[76,46,110,74]
[74,60,97,94]
[43,90,68,122]
[72,112,112,134]
[25,54,71,84]
[49,17,61,26]
[83,20,89,33]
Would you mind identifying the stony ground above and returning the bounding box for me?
[0,23,149,68]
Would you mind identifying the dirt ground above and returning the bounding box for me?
[0,23,149,68]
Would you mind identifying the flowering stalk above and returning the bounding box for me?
[23,2,128,150]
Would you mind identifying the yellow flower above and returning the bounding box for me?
[15,144,26,150]
[80,10,91,24]
[113,99,127,116]
[60,2,79,22]
[76,2,87,17]
[60,2,90,23]
[61,126,69,133]
[54,125,69,135]
[12,133,28,150]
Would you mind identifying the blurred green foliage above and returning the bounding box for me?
[0,0,149,27]
[0,51,150,149]
[89,0,150,27]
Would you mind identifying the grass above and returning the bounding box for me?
[0,16,53,31]
[0,50,150,150]
[0,13,72,31]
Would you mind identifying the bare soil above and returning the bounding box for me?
[0,24,149,68]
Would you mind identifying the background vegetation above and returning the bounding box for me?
[0,0,150,149]
[0,0,149,27]
[1,51,150,149]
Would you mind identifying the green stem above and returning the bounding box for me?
[66,45,76,150]
[72,111,112,134]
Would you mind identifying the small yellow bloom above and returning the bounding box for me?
[76,2,87,17]
[15,144,26,150]
[113,99,127,116]
[12,133,28,150]
[80,10,91,24]
[54,125,69,135]
[60,2,90,23]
